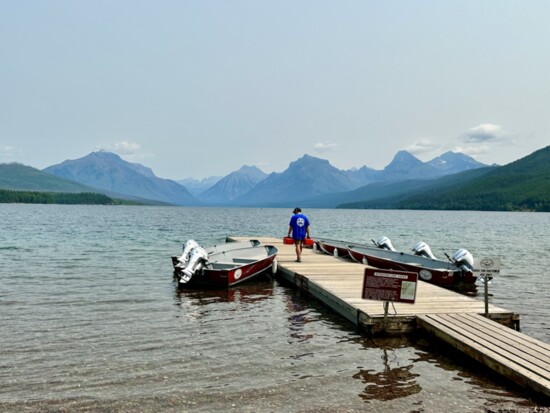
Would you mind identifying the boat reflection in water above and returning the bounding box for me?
[353,347,422,402]
[174,278,276,304]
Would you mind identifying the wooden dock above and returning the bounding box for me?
[418,313,550,399]
[229,236,550,398]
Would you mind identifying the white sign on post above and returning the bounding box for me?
[473,257,501,278]
[473,257,501,317]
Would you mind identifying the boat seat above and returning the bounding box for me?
[209,262,236,270]
[232,258,256,264]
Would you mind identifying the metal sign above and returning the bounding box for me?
[473,257,501,278]
[473,257,501,317]
[362,268,418,304]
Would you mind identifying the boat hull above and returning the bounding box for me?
[198,254,277,288]
[174,243,278,289]
[317,239,352,258]
[348,245,474,286]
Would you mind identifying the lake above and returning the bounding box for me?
[0,205,548,412]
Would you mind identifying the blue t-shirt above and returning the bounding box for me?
[289,213,310,240]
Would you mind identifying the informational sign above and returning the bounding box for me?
[362,268,418,304]
[474,257,501,317]
[473,257,501,278]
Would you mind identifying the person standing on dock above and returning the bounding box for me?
[288,207,310,262]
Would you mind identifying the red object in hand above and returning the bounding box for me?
[283,237,314,247]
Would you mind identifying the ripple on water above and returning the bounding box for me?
[0,205,547,412]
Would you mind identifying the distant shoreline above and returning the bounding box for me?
[0,189,142,205]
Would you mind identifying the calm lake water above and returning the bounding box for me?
[0,205,548,412]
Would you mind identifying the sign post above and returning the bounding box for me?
[473,257,501,317]
[362,268,418,332]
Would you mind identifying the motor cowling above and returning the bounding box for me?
[177,239,200,268]
[180,246,208,283]
[451,248,474,272]
[412,241,436,259]
[376,236,396,251]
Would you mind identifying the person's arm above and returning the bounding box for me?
[288,225,292,237]
[306,227,310,238]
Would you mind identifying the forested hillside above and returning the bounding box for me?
[396,146,550,212]
[0,189,121,205]
[0,163,94,192]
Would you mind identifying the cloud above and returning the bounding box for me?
[454,123,519,159]
[102,141,141,155]
[313,142,337,154]
[451,144,490,157]
[405,139,440,156]
[0,145,16,156]
[0,145,24,159]
[461,124,504,143]
[95,140,153,163]
[252,161,271,172]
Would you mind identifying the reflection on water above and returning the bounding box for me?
[284,291,317,343]
[174,278,276,305]
[172,277,277,326]
[354,347,421,402]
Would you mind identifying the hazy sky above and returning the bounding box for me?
[1,1,549,179]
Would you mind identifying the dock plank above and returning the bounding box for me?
[457,313,550,360]
[436,313,549,375]
[417,314,550,398]
[459,313,550,354]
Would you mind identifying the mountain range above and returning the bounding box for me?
[177,176,222,196]
[230,151,488,207]
[199,165,267,203]
[40,149,486,206]
[43,152,200,206]
[1,145,549,211]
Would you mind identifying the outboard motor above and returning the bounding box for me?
[180,246,208,283]
[451,248,474,272]
[412,241,436,259]
[177,239,200,268]
[375,236,396,251]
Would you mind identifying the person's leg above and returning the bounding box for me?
[294,240,302,261]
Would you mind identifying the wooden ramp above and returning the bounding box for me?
[417,313,550,398]
[228,236,550,398]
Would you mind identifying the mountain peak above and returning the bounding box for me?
[384,150,423,173]
[92,150,122,160]
[235,155,356,206]
[44,152,199,205]
[288,154,330,170]
[198,165,267,203]
[87,151,158,179]
[237,165,264,174]
[427,151,486,174]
